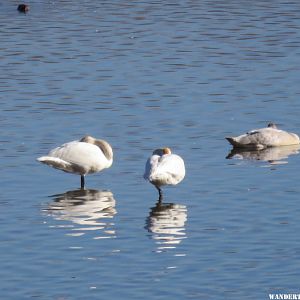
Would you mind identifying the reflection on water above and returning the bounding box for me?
[145,200,187,253]
[44,189,117,239]
[226,144,300,165]
[3,0,300,297]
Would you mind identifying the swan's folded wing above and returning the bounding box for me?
[155,154,186,185]
[228,129,275,149]
[48,141,109,171]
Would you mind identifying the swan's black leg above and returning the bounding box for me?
[156,186,163,202]
[81,175,85,190]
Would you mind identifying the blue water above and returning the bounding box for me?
[1,0,300,299]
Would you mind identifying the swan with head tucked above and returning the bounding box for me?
[144,147,185,199]
[37,136,113,189]
[226,123,300,150]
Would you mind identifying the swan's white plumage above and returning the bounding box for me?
[144,148,185,188]
[37,136,113,187]
[226,124,300,149]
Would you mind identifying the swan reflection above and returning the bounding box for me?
[44,189,117,239]
[146,200,187,253]
[226,144,300,165]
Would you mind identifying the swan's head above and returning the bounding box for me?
[268,122,277,129]
[80,135,95,143]
[152,147,172,156]
[163,147,171,155]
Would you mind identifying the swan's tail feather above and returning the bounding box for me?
[37,156,69,169]
[225,137,265,150]
[226,137,240,147]
[37,156,82,174]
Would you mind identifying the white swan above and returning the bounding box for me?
[37,136,113,189]
[144,148,185,198]
[226,123,300,150]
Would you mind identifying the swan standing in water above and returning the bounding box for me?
[226,123,300,150]
[37,136,113,189]
[144,148,185,199]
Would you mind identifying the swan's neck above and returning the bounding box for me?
[95,139,113,161]
[80,136,113,161]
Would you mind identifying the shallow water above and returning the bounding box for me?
[1,0,300,299]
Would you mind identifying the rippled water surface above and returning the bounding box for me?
[2,0,300,299]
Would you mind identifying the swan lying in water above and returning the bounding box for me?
[37,136,113,189]
[144,147,185,199]
[226,123,300,150]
